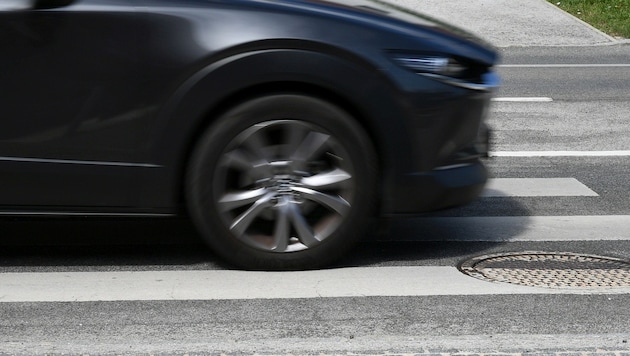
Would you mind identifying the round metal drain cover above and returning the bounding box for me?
[459,252,630,288]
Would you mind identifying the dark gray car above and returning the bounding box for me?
[0,0,498,269]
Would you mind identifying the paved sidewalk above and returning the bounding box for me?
[384,0,621,47]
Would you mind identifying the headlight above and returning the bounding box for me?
[391,55,467,78]
[389,52,499,92]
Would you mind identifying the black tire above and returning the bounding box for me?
[186,94,377,270]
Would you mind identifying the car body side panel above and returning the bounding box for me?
[0,1,157,208]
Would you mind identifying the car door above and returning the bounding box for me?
[0,0,156,211]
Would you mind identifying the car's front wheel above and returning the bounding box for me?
[186,94,377,270]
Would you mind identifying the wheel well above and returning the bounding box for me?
[177,81,384,213]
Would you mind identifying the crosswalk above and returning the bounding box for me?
[1,176,629,303]
[1,171,629,355]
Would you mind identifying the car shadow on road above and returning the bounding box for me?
[0,217,228,271]
[0,197,531,270]
[335,196,532,267]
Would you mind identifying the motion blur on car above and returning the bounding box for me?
[0,0,498,269]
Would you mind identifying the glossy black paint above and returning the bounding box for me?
[0,0,497,215]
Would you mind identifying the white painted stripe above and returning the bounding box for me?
[482,178,598,197]
[1,266,628,303]
[392,215,630,242]
[492,97,553,102]
[500,64,630,68]
[489,150,630,157]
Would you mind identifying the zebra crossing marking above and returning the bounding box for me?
[490,151,630,157]
[482,178,598,197]
[2,265,630,303]
[390,215,630,242]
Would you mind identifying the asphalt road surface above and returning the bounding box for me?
[1,45,630,355]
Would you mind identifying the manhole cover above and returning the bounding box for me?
[459,252,630,288]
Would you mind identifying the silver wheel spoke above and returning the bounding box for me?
[272,200,290,252]
[221,150,272,181]
[284,124,308,157]
[291,186,350,216]
[229,193,276,236]
[288,203,319,247]
[300,168,351,190]
[218,188,270,212]
[220,149,256,170]
[291,131,330,162]
[243,131,271,163]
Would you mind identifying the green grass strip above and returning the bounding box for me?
[548,0,630,38]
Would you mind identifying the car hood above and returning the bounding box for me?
[270,0,497,64]
[284,0,492,47]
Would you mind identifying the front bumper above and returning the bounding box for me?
[385,159,487,215]
[384,119,491,215]
[377,61,497,215]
